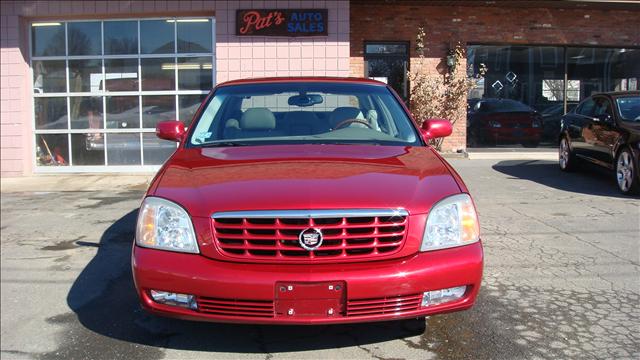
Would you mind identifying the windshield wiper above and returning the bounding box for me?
[200,141,251,147]
[315,141,382,146]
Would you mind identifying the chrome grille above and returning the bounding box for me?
[211,209,408,261]
[347,294,422,316]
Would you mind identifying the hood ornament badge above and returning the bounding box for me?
[299,228,323,251]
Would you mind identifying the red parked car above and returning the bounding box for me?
[132,77,483,325]
[467,98,543,147]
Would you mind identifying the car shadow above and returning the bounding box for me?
[65,209,426,356]
[492,160,639,199]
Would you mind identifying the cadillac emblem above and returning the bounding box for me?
[298,228,323,251]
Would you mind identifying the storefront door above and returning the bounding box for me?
[364,42,409,101]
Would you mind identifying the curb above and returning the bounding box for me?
[440,152,468,159]
[467,152,558,160]
[1,174,153,193]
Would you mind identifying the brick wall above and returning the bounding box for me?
[350,1,640,152]
[0,0,350,176]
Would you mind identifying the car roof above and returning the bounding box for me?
[478,98,523,103]
[215,77,389,88]
[592,90,640,98]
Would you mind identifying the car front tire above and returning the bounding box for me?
[559,137,577,172]
[616,147,639,195]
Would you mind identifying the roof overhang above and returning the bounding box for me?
[354,0,640,10]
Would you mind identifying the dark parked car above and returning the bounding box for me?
[559,91,640,194]
[467,98,543,147]
[540,102,577,143]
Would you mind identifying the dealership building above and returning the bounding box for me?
[0,0,638,176]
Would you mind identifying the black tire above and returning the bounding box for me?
[559,136,577,172]
[615,147,639,195]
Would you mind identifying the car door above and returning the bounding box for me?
[590,96,620,168]
[568,97,597,160]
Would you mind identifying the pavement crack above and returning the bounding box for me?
[507,205,640,267]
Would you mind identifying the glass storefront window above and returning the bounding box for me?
[140,20,175,54]
[365,44,408,55]
[68,22,102,56]
[567,48,640,99]
[105,59,139,92]
[106,96,140,129]
[104,21,138,55]
[142,95,176,128]
[70,96,103,129]
[177,19,213,53]
[141,58,176,91]
[36,134,69,166]
[33,61,66,93]
[71,133,105,165]
[467,45,639,148]
[31,23,65,57]
[106,133,142,165]
[31,18,214,170]
[69,59,103,92]
[177,57,213,90]
[35,97,67,130]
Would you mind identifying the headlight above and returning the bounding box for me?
[136,197,199,253]
[421,193,480,251]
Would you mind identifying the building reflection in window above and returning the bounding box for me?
[467,46,639,148]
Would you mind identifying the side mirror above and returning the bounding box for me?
[421,119,453,140]
[156,121,186,142]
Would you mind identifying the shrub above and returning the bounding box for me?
[408,27,486,151]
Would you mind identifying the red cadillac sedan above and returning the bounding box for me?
[132,77,483,325]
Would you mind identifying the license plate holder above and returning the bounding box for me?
[275,281,346,318]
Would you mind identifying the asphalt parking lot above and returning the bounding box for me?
[1,159,639,360]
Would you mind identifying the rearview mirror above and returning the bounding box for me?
[288,94,323,107]
[421,119,453,140]
[156,121,186,142]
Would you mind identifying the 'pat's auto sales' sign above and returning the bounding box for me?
[236,9,328,37]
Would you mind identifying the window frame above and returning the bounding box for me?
[614,95,640,123]
[576,97,597,117]
[593,96,614,118]
[29,17,216,172]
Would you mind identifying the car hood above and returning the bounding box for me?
[152,145,462,217]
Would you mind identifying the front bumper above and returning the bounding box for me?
[132,242,483,324]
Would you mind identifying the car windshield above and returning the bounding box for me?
[188,82,420,147]
[616,96,640,122]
